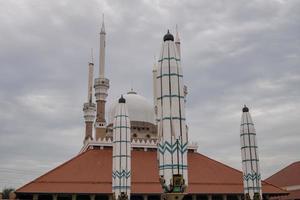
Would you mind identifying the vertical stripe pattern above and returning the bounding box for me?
[156,34,188,192]
[240,107,262,200]
[112,98,131,200]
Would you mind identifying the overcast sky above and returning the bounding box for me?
[0,0,299,191]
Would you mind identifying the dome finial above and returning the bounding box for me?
[243,105,249,112]
[163,30,174,41]
[119,95,126,103]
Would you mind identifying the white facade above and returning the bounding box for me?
[240,106,262,200]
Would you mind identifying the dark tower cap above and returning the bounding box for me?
[243,105,249,112]
[119,95,126,103]
[163,30,174,41]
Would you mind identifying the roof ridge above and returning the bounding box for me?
[266,161,300,181]
[16,149,96,192]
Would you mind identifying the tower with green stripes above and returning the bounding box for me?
[156,30,188,199]
[112,96,131,200]
[240,105,262,200]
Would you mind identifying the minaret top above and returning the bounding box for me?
[118,95,126,103]
[163,30,174,41]
[175,25,180,43]
[89,48,94,65]
[243,105,249,112]
[100,14,105,34]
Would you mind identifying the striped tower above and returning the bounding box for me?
[156,30,188,198]
[240,105,262,200]
[112,96,131,200]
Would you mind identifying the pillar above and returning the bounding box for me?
[143,195,148,200]
[192,195,197,200]
[53,194,58,200]
[90,195,96,200]
[208,195,212,200]
[237,195,242,200]
[72,194,76,200]
[108,195,113,200]
[222,195,227,200]
[33,194,38,200]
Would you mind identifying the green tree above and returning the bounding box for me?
[2,187,15,199]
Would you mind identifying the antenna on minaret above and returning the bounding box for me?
[175,24,181,58]
[91,48,94,64]
[101,13,105,34]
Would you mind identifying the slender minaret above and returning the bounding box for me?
[156,30,188,197]
[94,15,110,140]
[240,105,262,200]
[175,25,181,59]
[152,56,158,121]
[83,52,96,142]
[175,26,188,104]
[112,96,131,200]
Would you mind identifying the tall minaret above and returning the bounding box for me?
[83,53,96,142]
[112,96,131,200]
[152,56,158,121]
[156,30,188,198]
[175,25,181,59]
[175,27,188,103]
[240,105,262,200]
[94,15,110,140]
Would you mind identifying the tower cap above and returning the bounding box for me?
[119,95,126,103]
[163,30,174,41]
[243,105,249,112]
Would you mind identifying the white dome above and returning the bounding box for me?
[108,90,155,124]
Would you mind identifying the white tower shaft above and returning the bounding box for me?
[88,63,94,103]
[156,31,188,193]
[94,17,109,139]
[99,21,106,78]
[83,62,96,142]
[240,106,262,200]
[112,97,131,200]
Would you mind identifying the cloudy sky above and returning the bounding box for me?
[0,0,299,190]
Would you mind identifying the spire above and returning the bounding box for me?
[100,13,105,34]
[99,14,106,77]
[90,48,94,64]
[87,53,94,103]
[175,24,180,44]
[175,25,181,58]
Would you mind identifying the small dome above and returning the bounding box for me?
[243,105,249,112]
[163,30,174,42]
[109,90,155,124]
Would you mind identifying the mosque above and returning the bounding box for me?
[15,20,287,200]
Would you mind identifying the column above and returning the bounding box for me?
[72,194,76,200]
[192,195,197,200]
[53,194,58,200]
[222,195,227,200]
[143,195,148,200]
[33,194,38,200]
[237,195,242,200]
[90,195,96,200]
[208,195,212,200]
[109,195,113,200]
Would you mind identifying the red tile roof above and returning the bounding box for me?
[266,161,300,187]
[16,149,287,195]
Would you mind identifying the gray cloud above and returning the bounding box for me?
[0,0,299,190]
